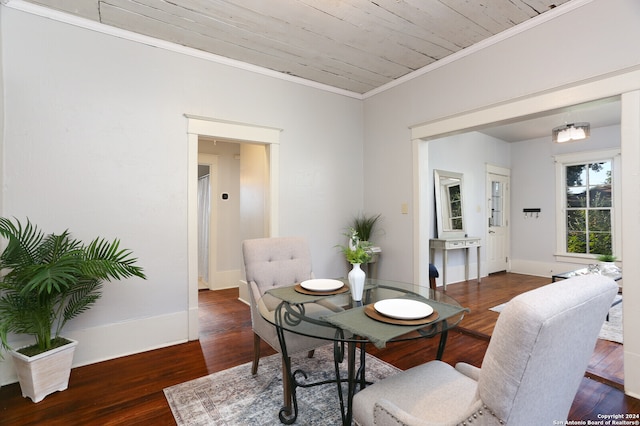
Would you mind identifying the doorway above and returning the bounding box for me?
[197,154,218,290]
[186,116,282,340]
[486,166,510,274]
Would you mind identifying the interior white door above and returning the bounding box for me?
[487,171,510,274]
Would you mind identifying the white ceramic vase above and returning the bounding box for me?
[348,263,366,302]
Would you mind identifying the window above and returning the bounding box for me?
[566,161,612,254]
[555,149,621,261]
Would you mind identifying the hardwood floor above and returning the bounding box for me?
[0,273,637,425]
[443,272,626,389]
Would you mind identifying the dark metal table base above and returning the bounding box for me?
[274,302,449,425]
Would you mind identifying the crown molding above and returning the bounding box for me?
[3,0,595,101]
[362,0,595,99]
[2,0,364,100]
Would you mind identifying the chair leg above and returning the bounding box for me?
[429,276,436,290]
[252,333,261,375]
[307,349,315,358]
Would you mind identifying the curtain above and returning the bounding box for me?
[198,174,211,284]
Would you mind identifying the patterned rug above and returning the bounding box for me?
[489,295,623,344]
[599,295,623,344]
[164,345,399,425]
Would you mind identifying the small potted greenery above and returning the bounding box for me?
[596,254,617,263]
[351,213,381,243]
[595,253,619,276]
[0,218,146,402]
[350,213,382,264]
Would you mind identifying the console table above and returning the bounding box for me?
[429,237,481,291]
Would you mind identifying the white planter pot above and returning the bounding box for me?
[10,338,78,403]
[599,261,620,276]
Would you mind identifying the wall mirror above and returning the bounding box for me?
[434,169,466,238]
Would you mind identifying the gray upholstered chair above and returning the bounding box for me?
[242,237,328,374]
[242,237,341,410]
[353,274,618,426]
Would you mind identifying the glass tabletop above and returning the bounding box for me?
[552,266,622,282]
[264,278,469,349]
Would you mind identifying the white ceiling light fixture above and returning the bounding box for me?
[552,122,590,143]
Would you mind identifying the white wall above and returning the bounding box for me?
[0,6,364,383]
[363,0,640,284]
[0,6,4,218]
[510,125,621,276]
[362,0,640,398]
[427,132,511,283]
[2,0,639,397]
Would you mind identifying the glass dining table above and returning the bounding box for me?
[263,277,469,425]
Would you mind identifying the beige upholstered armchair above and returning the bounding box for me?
[242,237,328,375]
[353,274,618,426]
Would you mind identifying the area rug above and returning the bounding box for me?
[163,345,399,425]
[599,295,623,344]
[489,295,623,344]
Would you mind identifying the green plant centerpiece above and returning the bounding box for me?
[338,228,372,302]
[0,217,146,357]
[339,228,373,265]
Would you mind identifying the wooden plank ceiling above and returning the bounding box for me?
[24,0,570,94]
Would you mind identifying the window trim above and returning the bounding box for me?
[554,149,622,263]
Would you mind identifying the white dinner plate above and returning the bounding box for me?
[374,299,434,320]
[300,279,344,292]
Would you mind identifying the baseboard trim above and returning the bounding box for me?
[1,311,189,386]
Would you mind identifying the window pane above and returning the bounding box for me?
[590,232,612,255]
[566,164,586,187]
[567,187,587,207]
[567,231,586,253]
[560,154,615,258]
[589,210,611,231]
[589,185,612,207]
[450,201,462,218]
[491,181,503,227]
[567,210,586,231]
[449,185,460,202]
[588,162,611,185]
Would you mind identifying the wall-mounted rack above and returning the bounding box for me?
[523,208,541,219]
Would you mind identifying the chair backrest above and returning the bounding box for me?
[242,237,312,297]
[478,274,618,425]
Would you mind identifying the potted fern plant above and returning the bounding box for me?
[0,218,146,402]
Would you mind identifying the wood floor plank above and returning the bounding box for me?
[0,275,637,425]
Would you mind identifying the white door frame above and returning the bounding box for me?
[186,115,281,340]
[486,165,510,274]
[197,153,218,289]
[410,68,640,398]
[411,67,640,286]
